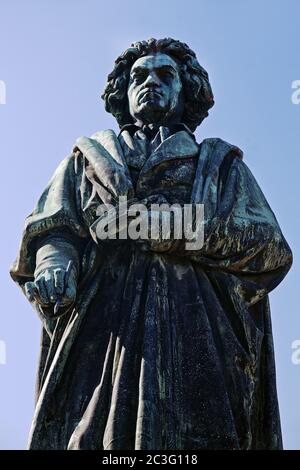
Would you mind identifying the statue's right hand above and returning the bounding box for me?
[24,265,78,309]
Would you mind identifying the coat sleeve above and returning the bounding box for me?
[173,155,293,305]
[10,152,89,286]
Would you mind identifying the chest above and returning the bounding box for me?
[121,132,199,205]
[128,157,198,205]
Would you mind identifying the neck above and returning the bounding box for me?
[134,117,181,130]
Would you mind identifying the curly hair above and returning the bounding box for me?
[101,37,214,132]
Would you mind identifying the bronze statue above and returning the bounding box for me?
[11,38,292,450]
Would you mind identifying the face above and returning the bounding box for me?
[127,52,184,126]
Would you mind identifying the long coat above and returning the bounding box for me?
[11,126,292,450]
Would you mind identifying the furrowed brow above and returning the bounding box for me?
[130,65,148,76]
[156,65,176,73]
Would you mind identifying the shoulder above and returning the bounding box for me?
[71,128,118,154]
[90,129,118,143]
[72,128,124,165]
[198,137,243,160]
[193,137,244,180]
[64,129,119,174]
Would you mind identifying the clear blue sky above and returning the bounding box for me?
[0,0,299,449]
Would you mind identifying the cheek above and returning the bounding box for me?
[165,79,181,98]
[127,87,133,101]
[169,88,181,104]
[128,90,136,111]
[128,86,140,104]
[128,82,136,95]
[175,80,183,95]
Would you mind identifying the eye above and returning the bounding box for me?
[131,71,147,83]
[158,69,174,81]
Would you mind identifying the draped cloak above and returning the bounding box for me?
[10,125,293,450]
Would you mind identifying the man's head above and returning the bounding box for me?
[127,52,183,127]
[102,38,214,132]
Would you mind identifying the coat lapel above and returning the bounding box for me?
[74,128,242,214]
[140,130,200,174]
[190,138,243,212]
[118,129,148,170]
[119,127,200,175]
[74,130,134,205]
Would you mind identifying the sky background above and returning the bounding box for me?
[0,0,299,449]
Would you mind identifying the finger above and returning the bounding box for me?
[24,282,38,302]
[53,268,65,295]
[62,281,77,306]
[44,271,57,303]
[35,276,50,305]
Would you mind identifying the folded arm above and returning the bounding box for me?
[113,157,293,304]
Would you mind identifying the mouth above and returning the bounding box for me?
[138,90,162,103]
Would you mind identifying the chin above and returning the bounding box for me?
[137,103,167,123]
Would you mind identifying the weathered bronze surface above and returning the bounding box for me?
[11,38,292,450]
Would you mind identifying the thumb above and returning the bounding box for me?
[24,281,38,302]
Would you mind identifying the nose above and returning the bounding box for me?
[143,71,160,88]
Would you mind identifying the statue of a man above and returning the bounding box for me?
[11,38,292,450]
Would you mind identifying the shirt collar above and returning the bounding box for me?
[118,122,195,140]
